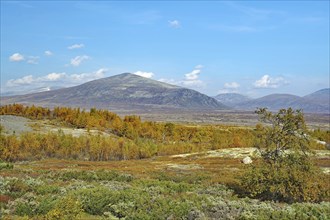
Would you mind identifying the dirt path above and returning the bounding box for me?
[0,115,33,135]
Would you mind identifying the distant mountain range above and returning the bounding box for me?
[1,86,64,97]
[1,73,328,113]
[214,93,252,106]
[1,73,227,111]
[214,89,329,113]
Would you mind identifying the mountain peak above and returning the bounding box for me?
[2,73,228,111]
[112,72,137,78]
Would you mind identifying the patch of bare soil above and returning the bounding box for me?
[0,115,33,135]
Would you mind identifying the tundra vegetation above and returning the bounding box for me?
[0,104,329,219]
[241,108,329,203]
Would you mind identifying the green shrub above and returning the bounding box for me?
[75,182,198,219]
[45,196,82,220]
[155,171,209,184]
[0,161,14,170]
[59,170,133,182]
[241,108,330,203]
[136,179,193,194]
[35,196,58,215]
[12,193,38,217]
[76,187,116,215]
[239,202,330,220]
[36,184,60,195]
[241,157,329,203]
[14,202,34,217]
[291,202,330,220]
[7,178,31,198]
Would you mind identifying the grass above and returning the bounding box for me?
[1,155,329,219]
[0,113,329,219]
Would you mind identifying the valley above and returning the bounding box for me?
[2,73,329,114]
[2,1,329,219]
[0,104,329,219]
[0,76,329,219]
[132,110,330,130]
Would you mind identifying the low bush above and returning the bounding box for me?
[155,171,209,184]
[58,170,133,182]
[239,202,330,220]
[241,108,330,203]
[35,195,58,215]
[45,195,82,220]
[0,161,13,170]
[7,178,31,198]
[35,184,60,195]
[76,186,116,215]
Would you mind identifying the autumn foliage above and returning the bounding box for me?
[0,104,256,161]
[241,108,329,203]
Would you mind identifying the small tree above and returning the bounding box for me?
[241,108,329,203]
[254,108,310,163]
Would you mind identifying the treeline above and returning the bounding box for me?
[0,104,255,145]
[0,104,326,162]
[1,131,162,161]
[0,129,257,162]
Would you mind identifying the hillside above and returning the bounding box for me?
[1,105,329,219]
[235,94,301,110]
[234,93,329,113]
[303,88,330,108]
[1,73,228,111]
[213,89,329,113]
[214,93,252,107]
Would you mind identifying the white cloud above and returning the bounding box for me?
[27,56,39,64]
[70,55,89,66]
[9,53,24,62]
[224,82,240,89]
[168,20,180,28]
[4,68,108,95]
[254,74,288,88]
[159,65,206,88]
[158,78,177,84]
[6,73,66,87]
[70,73,90,81]
[44,72,66,81]
[94,68,108,78]
[185,69,201,80]
[68,44,85,50]
[158,77,204,88]
[181,65,205,88]
[9,53,40,64]
[217,89,231,94]
[7,75,34,86]
[182,79,204,87]
[218,82,240,94]
[44,50,53,56]
[70,68,107,82]
[133,71,154,78]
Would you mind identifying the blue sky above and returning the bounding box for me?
[1,1,329,98]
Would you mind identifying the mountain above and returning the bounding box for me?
[214,93,252,107]
[1,73,228,111]
[235,94,300,110]
[303,88,330,108]
[234,92,329,113]
[1,86,64,97]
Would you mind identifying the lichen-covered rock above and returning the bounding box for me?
[242,156,253,164]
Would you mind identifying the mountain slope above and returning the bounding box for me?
[235,93,329,113]
[214,93,252,107]
[1,73,228,110]
[303,88,330,108]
